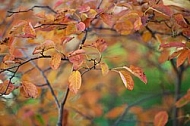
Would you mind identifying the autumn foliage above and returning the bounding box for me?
[0,0,190,125]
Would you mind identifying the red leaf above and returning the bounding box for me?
[154,111,168,126]
[54,0,64,9]
[173,14,188,28]
[76,22,86,32]
[20,81,38,98]
[159,42,186,49]
[152,4,173,17]
[77,5,90,13]
[50,52,62,70]
[0,80,15,95]
[177,49,189,67]
[68,49,85,70]
[123,65,147,84]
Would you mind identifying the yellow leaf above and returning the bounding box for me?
[177,49,189,67]
[68,71,82,93]
[20,81,38,98]
[101,63,109,76]
[118,70,134,90]
[50,52,62,70]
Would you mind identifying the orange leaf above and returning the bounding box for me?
[92,38,108,52]
[142,31,152,42]
[68,71,82,93]
[168,49,184,60]
[22,22,36,38]
[105,104,126,119]
[114,20,133,35]
[154,111,168,126]
[0,80,14,95]
[176,89,190,108]
[177,49,189,67]
[152,4,173,17]
[100,62,109,76]
[118,70,134,90]
[33,40,55,54]
[123,65,147,84]
[50,52,62,70]
[20,81,38,98]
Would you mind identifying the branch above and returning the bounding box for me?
[7,5,57,17]
[57,87,70,126]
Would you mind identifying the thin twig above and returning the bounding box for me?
[7,5,57,17]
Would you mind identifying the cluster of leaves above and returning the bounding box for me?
[0,0,190,125]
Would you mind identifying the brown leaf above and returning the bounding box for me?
[123,65,147,84]
[0,80,14,95]
[154,111,168,126]
[177,49,189,67]
[159,42,186,49]
[68,71,82,93]
[100,13,115,27]
[168,49,184,60]
[100,62,109,76]
[152,4,173,17]
[118,70,134,90]
[142,31,152,42]
[176,89,190,108]
[50,52,62,70]
[20,81,38,98]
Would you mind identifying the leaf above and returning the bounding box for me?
[154,111,168,126]
[76,22,86,32]
[118,70,134,90]
[100,63,109,76]
[33,40,55,54]
[176,89,190,108]
[68,49,85,70]
[50,52,62,70]
[152,4,173,17]
[105,104,126,119]
[168,49,184,60]
[177,49,189,67]
[68,71,82,93]
[21,22,36,38]
[20,81,38,98]
[142,31,152,42]
[0,80,14,95]
[133,17,142,31]
[92,38,108,52]
[114,20,133,35]
[159,42,186,49]
[123,65,147,84]
[54,0,64,9]
[183,28,190,39]
[100,13,115,27]
[173,14,188,28]
[77,5,90,13]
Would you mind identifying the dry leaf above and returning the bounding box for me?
[176,89,190,108]
[68,71,82,93]
[33,40,55,54]
[20,81,38,98]
[92,38,108,52]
